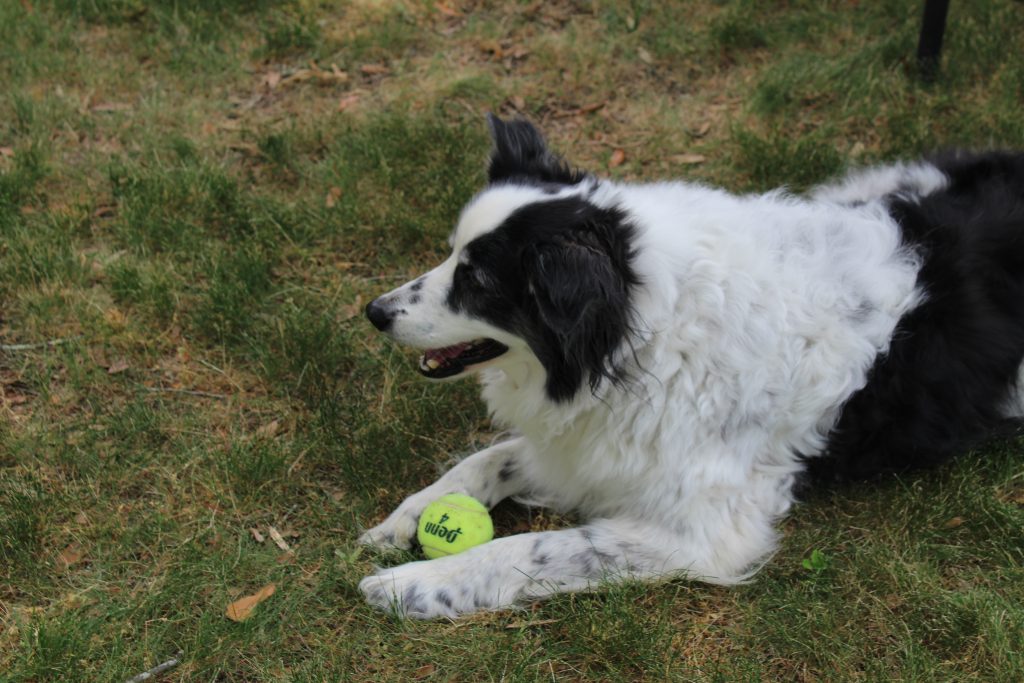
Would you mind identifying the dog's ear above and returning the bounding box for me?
[524,218,638,402]
[486,113,587,186]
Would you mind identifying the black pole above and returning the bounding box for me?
[917,0,951,79]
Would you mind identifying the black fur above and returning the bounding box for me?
[440,117,641,402]
[446,197,641,402]
[813,151,1024,482]
[486,114,588,187]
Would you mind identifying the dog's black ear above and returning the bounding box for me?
[524,210,638,402]
[486,113,587,186]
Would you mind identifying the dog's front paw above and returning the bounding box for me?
[358,505,422,550]
[359,562,464,619]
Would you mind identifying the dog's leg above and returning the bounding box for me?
[358,436,533,550]
[359,517,750,619]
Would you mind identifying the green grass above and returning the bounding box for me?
[1,0,1023,680]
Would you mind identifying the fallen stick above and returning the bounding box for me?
[124,651,183,683]
[0,336,80,352]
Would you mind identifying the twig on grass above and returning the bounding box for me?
[0,336,81,352]
[142,386,229,400]
[124,651,183,683]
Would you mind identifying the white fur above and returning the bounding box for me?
[359,163,941,618]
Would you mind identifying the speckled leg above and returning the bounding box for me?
[358,437,532,550]
[360,518,707,619]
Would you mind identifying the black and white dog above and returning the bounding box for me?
[359,115,1024,619]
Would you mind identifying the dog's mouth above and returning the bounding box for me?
[418,338,509,379]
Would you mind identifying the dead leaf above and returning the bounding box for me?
[434,2,461,17]
[510,95,526,111]
[267,526,293,553]
[337,94,360,113]
[340,294,364,321]
[360,64,390,76]
[479,39,503,59]
[609,149,626,168]
[57,543,84,570]
[637,47,653,65]
[92,204,117,219]
[262,71,282,89]
[75,511,89,525]
[250,528,266,543]
[104,308,126,326]
[256,420,280,439]
[672,153,707,165]
[414,663,436,679]
[225,583,276,622]
[691,122,712,138]
[943,516,965,529]
[107,358,130,375]
[325,186,342,208]
[0,147,13,158]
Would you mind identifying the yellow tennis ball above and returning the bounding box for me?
[416,493,494,559]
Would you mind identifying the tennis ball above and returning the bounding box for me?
[416,493,494,559]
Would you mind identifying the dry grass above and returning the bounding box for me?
[2,1,1023,680]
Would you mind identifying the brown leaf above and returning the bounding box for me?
[609,149,626,168]
[337,94,360,113]
[262,71,282,89]
[256,420,280,439]
[360,64,390,76]
[92,204,117,219]
[57,543,84,570]
[943,516,965,529]
[434,2,461,17]
[107,358,130,375]
[340,294,364,321]
[225,583,276,622]
[0,147,14,158]
[479,39,503,59]
[672,153,707,165]
[414,663,436,679]
[250,528,266,543]
[510,95,526,111]
[691,122,712,138]
[637,47,653,65]
[75,511,89,525]
[325,186,343,208]
[104,308,126,326]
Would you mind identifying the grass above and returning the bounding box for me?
[1,0,1023,680]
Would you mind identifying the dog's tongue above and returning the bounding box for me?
[424,342,471,364]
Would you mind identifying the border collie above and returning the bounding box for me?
[358,115,1024,619]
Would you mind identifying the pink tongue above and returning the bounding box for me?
[425,342,470,363]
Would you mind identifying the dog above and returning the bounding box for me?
[358,114,1024,619]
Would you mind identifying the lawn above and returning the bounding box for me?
[1,0,1023,680]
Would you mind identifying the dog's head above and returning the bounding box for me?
[366,115,640,402]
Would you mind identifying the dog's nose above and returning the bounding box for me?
[365,298,394,331]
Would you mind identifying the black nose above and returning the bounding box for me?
[365,298,394,331]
